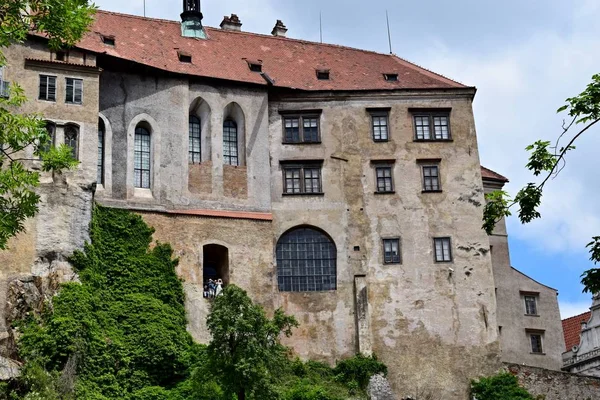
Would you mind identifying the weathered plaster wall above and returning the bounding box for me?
[136,212,273,344]
[97,71,270,213]
[507,363,600,400]
[0,40,98,361]
[484,181,565,371]
[269,92,501,399]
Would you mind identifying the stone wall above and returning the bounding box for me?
[507,363,600,400]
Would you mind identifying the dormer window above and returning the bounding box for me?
[102,35,115,46]
[316,69,330,80]
[55,51,66,62]
[384,73,398,82]
[178,51,192,63]
[248,61,262,73]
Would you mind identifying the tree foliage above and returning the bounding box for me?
[483,74,600,293]
[470,373,534,400]
[0,0,95,249]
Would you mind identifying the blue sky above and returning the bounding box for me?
[97,0,600,318]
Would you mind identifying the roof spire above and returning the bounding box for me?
[181,0,206,39]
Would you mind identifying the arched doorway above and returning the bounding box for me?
[203,244,229,286]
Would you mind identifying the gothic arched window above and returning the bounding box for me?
[223,119,238,166]
[276,227,337,292]
[134,125,151,188]
[64,125,78,159]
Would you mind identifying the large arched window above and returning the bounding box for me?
[64,125,78,159]
[134,125,151,188]
[98,118,105,184]
[276,227,337,292]
[189,115,201,164]
[223,119,238,166]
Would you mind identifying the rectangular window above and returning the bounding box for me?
[434,237,452,262]
[65,78,83,104]
[530,333,543,353]
[525,295,538,315]
[282,163,322,194]
[134,129,151,189]
[375,166,394,193]
[413,111,451,140]
[39,75,56,101]
[383,238,401,264]
[0,66,8,98]
[422,165,441,191]
[282,113,321,143]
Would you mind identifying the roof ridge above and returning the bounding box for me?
[390,54,468,88]
[95,9,178,24]
[562,311,591,322]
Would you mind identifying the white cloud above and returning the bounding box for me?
[420,3,600,257]
[560,299,592,319]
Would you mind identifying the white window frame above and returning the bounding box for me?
[65,77,83,104]
[39,74,57,102]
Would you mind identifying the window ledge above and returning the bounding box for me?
[374,191,395,195]
[525,314,540,317]
[282,192,325,197]
[66,102,83,106]
[422,190,443,193]
[435,260,454,263]
[384,262,402,265]
[413,139,454,143]
[373,139,389,143]
[133,188,153,199]
[530,352,546,356]
[282,141,322,145]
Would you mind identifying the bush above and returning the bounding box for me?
[285,382,343,400]
[471,372,534,400]
[333,354,387,390]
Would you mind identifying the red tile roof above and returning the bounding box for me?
[481,166,509,183]
[562,311,591,351]
[70,10,469,92]
[168,209,272,221]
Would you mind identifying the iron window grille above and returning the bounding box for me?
[422,165,441,191]
[276,227,337,292]
[39,75,56,101]
[65,78,83,104]
[282,115,321,144]
[134,126,151,188]
[282,163,323,194]
[0,67,9,98]
[97,119,104,184]
[525,296,538,315]
[530,333,543,353]
[383,238,401,264]
[64,125,78,159]
[434,237,452,262]
[223,119,238,166]
[189,115,201,164]
[375,166,394,193]
[413,111,451,140]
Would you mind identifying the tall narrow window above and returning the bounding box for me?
[134,126,151,188]
[434,237,452,262]
[97,119,105,184]
[189,116,201,164]
[39,75,56,101]
[276,227,337,292]
[223,119,238,166]
[64,125,78,159]
[0,66,9,98]
[65,78,83,104]
[525,295,538,316]
[422,165,441,191]
[375,166,394,193]
[383,238,401,264]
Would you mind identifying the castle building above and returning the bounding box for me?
[0,2,517,397]
[562,296,600,376]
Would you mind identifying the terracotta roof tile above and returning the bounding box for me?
[562,311,591,351]
[168,209,272,221]
[481,166,509,183]
[68,10,470,92]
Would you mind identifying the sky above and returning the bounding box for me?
[95,0,600,318]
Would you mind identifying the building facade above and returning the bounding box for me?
[562,296,600,377]
[483,169,565,370]
[0,4,507,398]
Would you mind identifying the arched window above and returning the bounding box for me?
[98,118,105,184]
[134,125,151,188]
[223,119,238,166]
[64,125,78,159]
[276,227,337,292]
[40,121,55,153]
[189,115,201,164]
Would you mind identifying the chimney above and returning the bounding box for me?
[220,14,242,31]
[271,20,287,37]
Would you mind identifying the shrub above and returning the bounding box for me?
[333,354,387,390]
[470,372,534,400]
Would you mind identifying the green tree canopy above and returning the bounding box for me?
[0,0,95,249]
